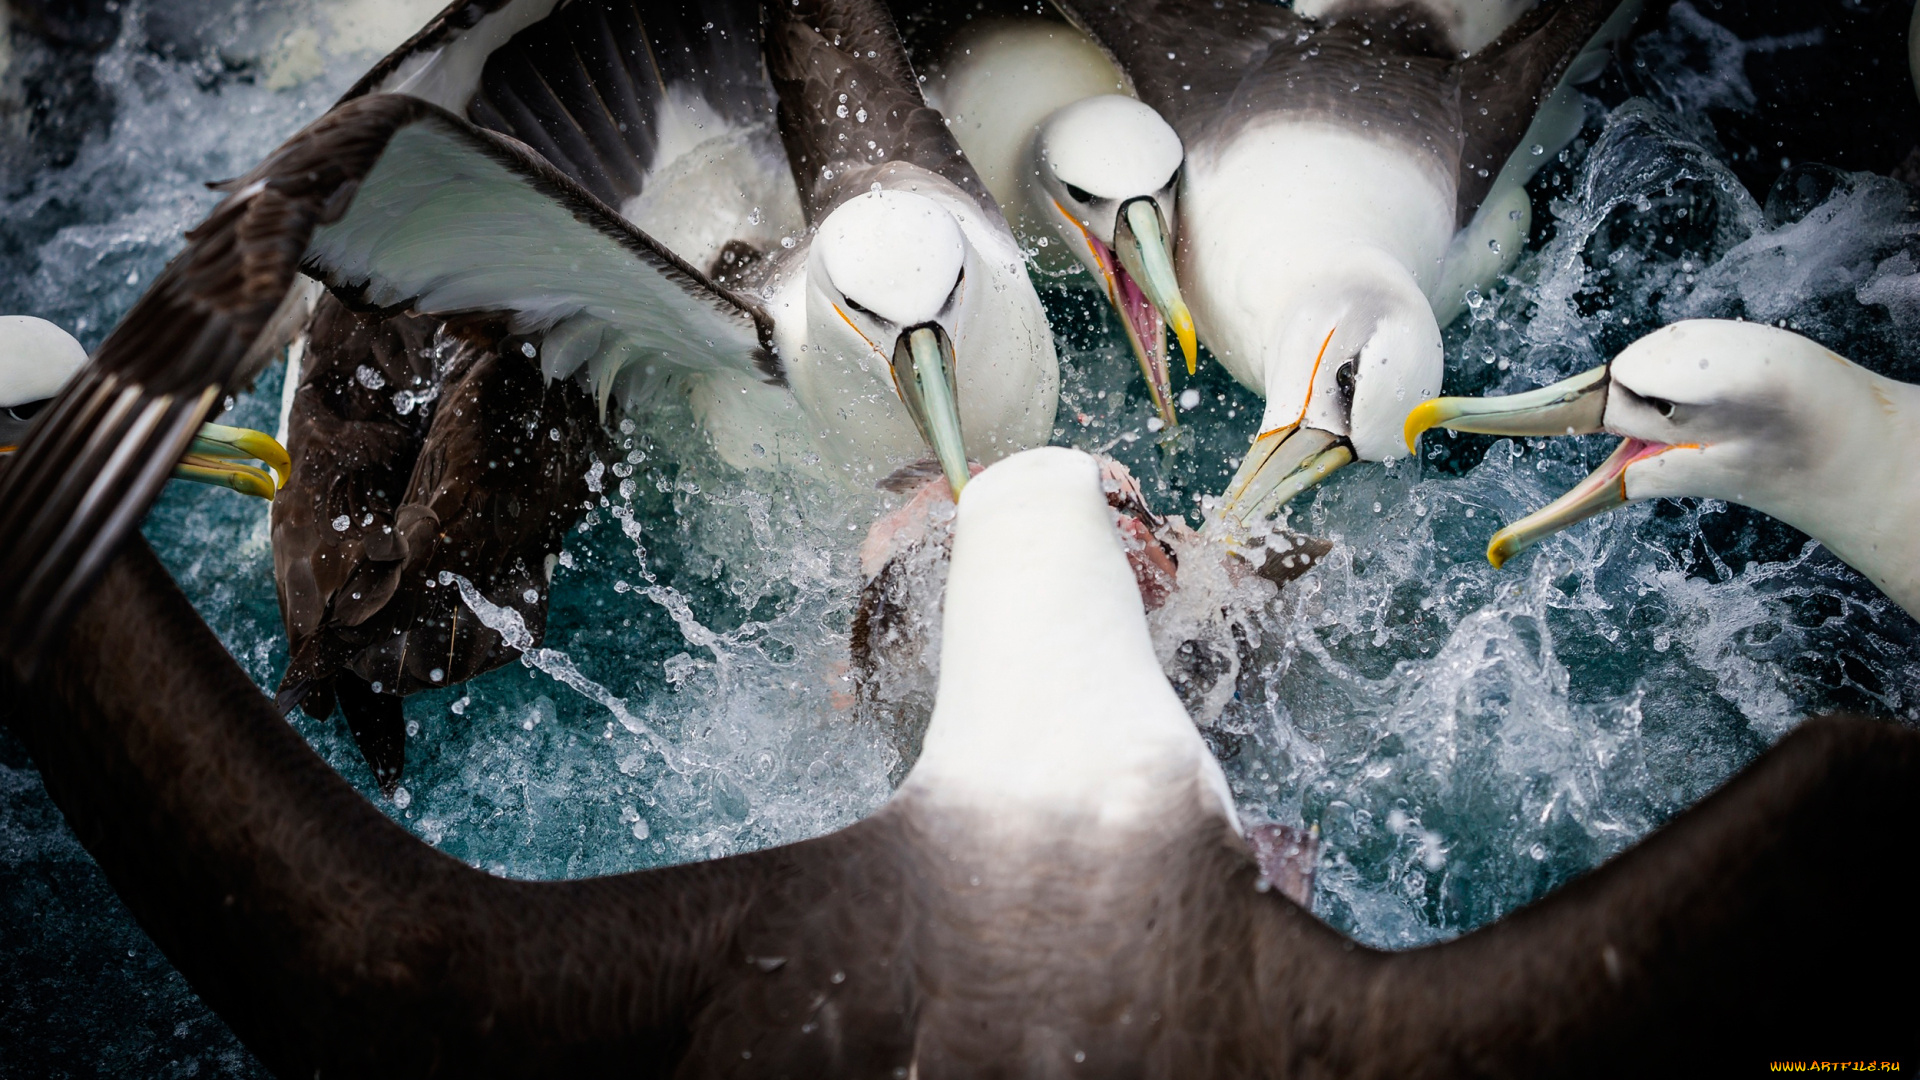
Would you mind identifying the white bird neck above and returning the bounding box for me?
[897,448,1234,830]
[1765,368,1920,621]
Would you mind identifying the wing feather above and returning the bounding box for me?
[0,91,774,672]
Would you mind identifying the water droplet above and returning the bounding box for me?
[331,514,350,532]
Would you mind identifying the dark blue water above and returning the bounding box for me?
[4,0,1919,1073]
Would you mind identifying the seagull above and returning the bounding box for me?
[1404,319,1920,620]
[0,314,287,499]
[6,444,1914,1073]
[1048,0,1639,529]
[0,0,1056,668]
[923,15,1196,427]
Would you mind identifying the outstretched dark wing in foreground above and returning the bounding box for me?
[0,103,400,674]
[6,532,1914,1073]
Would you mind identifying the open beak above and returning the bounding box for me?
[1400,365,1694,568]
[1059,198,1194,430]
[1481,436,1680,568]
[892,324,970,498]
[172,422,290,500]
[1208,424,1354,533]
[1114,198,1198,378]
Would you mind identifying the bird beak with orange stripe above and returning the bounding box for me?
[1033,95,1198,432]
[1206,303,1446,535]
[1403,360,1699,569]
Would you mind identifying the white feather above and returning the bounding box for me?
[900,447,1236,828]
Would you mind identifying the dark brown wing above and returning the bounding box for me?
[765,0,998,221]
[0,98,410,675]
[1232,714,1919,1068]
[1454,0,1628,220]
[5,535,919,1077]
[0,92,773,674]
[272,297,609,792]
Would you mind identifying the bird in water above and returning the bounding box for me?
[0,0,1056,713]
[1047,0,1640,530]
[0,315,287,499]
[4,444,1914,1074]
[1405,319,1920,621]
[313,0,1056,499]
[910,9,1197,428]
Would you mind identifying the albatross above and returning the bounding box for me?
[322,0,1056,497]
[3,445,1914,1073]
[1404,318,1920,620]
[1048,0,1639,529]
[0,0,1055,670]
[921,14,1197,427]
[0,315,288,499]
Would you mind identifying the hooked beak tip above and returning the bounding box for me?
[1402,399,1449,454]
[1172,305,1198,376]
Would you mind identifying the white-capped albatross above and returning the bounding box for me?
[0,0,1055,669]
[920,15,1197,428]
[1049,0,1639,530]
[0,315,289,499]
[331,0,1057,497]
[1404,319,1920,620]
[5,444,1916,1074]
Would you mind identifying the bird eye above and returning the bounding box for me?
[6,400,47,422]
[1643,394,1677,418]
[945,269,964,308]
[1062,182,1095,204]
[1334,357,1358,406]
[843,296,879,319]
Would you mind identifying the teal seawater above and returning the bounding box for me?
[4,1,1919,1074]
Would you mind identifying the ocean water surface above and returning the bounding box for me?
[3,0,1918,1073]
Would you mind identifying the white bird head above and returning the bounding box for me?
[0,313,289,497]
[810,189,974,496]
[0,316,89,446]
[1211,253,1444,530]
[1032,95,1196,424]
[1403,319,1893,570]
[904,445,1233,823]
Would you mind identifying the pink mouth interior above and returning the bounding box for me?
[1086,235,1170,400]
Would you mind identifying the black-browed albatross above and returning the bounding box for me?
[4,445,1914,1074]
[1048,0,1640,529]
[916,11,1198,428]
[1405,318,1920,620]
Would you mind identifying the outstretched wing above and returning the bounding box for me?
[302,98,776,395]
[1231,713,1919,1066]
[8,536,909,1076]
[0,102,400,673]
[0,91,772,672]
[765,0,998,222]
